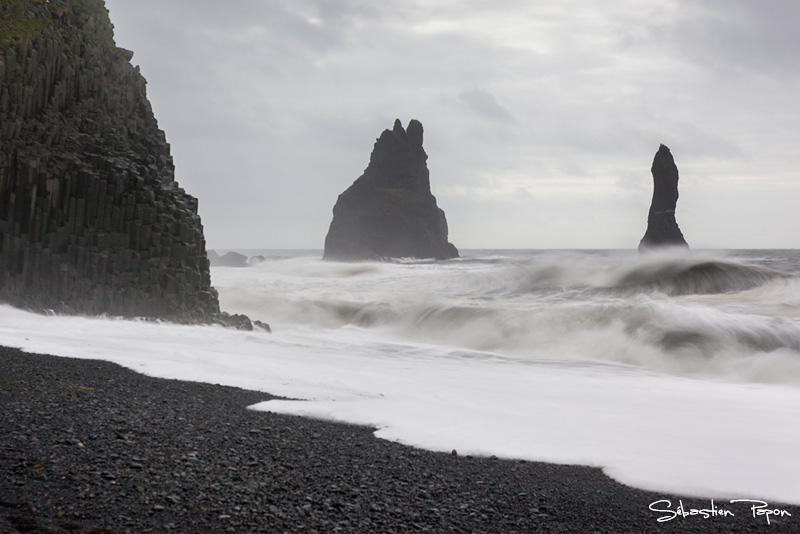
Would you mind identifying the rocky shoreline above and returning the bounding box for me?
[1,346,797,533]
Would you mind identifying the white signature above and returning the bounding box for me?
[649,499,792,525]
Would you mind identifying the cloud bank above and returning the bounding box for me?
[105,0,800,249]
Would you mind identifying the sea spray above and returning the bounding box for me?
[213,249,800,386]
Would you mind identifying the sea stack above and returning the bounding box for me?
[323,119,458,261]
[638,144,689,252]
[0,0,258,328]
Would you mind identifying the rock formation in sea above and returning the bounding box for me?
[638,144,689,252]
[208,250,249,268]
[323,119,458,261]
[0,0,263,329]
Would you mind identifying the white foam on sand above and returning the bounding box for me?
[2,302,800,505]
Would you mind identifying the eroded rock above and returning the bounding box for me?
[638,144,689,252]
[323,119,458,261]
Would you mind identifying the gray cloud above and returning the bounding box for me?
[665,0,800,79]
[456,89,515,123]
[104,0,800,249]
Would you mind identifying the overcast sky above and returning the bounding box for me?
[103,0,800,250]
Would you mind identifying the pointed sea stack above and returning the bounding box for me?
[0,0,261,329]
[323,119,458,261]
[638,144,689,252]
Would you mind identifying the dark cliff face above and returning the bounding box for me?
[0,0,250,326]
[323,119,458,261]
[638,144,689,252]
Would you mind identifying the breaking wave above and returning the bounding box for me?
[608,256,782,296]
[212,250,800,386]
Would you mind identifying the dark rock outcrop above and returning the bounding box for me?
[323,119,458,261]
[638,144,689,252]
[208,250,249,268]
[0,0,264,329]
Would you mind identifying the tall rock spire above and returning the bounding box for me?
[638,144,689,252]
[323,119,458,261]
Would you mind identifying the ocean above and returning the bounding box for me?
[2,249,800,505]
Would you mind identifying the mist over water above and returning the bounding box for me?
[215,249,800,386]
[3,249,800,504]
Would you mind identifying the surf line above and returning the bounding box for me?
[649,499,792,525]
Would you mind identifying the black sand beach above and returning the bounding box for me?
[1,346,797,533]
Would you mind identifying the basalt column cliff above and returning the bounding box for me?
[638,144,689,252]
[0,0,255,327]
[323,119,458,261]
